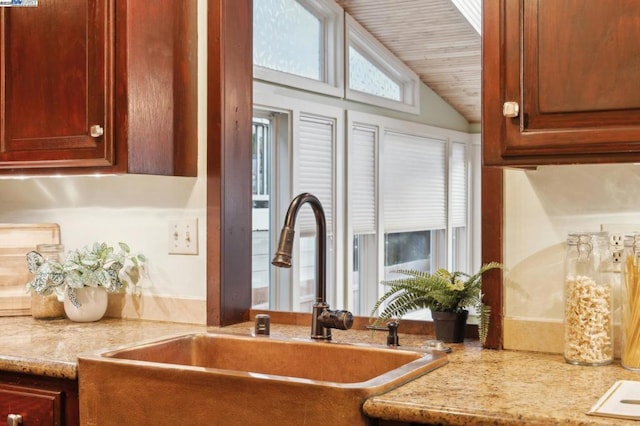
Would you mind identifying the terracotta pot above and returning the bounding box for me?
[431,309,468,343]
[64,286,108,322]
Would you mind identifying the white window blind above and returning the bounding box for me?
[297,114,334,235]
[383,131,446,233]
[351,125,376,234]
[450,142,468,228]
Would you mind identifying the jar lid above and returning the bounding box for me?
[567,231,607,244]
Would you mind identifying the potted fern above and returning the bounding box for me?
[371,262,502,343]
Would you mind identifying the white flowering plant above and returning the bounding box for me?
[26,242,147,308]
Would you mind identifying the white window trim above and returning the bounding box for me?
[470,133,482,274]
[345,14,420,114]
[253,0,344,98]
[448,139,471,272]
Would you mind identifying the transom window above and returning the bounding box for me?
[253,0,344,97]
[253,0,418,112]
[253,0,322,80]
[348,46,402,101]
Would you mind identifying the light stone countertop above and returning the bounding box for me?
[363,343,640,425]
[0,316,207,379]
[2,316,639,425]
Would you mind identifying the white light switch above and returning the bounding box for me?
[168,218,199,255]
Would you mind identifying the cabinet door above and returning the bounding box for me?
[0,0,112,170]
[0,384,61,426]
[483,0,640,166]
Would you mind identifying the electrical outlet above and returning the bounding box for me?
[609,233,624,248]
[612,250,624,264]
[168,218,199,255]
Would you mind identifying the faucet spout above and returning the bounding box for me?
[272,193,353,340]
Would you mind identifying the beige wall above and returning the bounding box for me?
[503,163,640,353]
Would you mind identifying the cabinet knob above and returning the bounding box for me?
[502,101,520,118]
[7,414,22,426]
[90,124,104,138]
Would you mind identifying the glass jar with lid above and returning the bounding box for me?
[563,232,614,365]
[30,243,65,320]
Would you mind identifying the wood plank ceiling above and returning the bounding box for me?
[335,0,481,124]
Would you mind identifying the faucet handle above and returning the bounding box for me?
[386,321,400,347]
[317,309,354,330]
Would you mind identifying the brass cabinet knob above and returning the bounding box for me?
[502,101,520,118]
[7,414,23,426]
[90,124,104,137]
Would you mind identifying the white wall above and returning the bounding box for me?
[0,175,206,299]
[504,163,640,351]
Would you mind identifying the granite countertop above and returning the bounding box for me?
[364,343,640,425]
[0,317,207,379]
[2,316,639,425]
[0,316,426,379]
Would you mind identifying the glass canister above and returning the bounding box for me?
[622,234,640,370]
[563,232,614,365]
[30,243,66,319]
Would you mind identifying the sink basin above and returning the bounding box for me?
[78,332,446,425]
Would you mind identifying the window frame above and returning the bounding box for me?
[345,14,421,114]
[253,0,344,98]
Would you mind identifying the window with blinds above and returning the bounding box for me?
[383,132,446,233]
[350,125,377,235]
[296,114,335,236]
[251,0,476,317]
[345,112,472,315]
[450,141,469,272]
[450,141,468,228]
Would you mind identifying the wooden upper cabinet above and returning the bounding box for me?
[483,0,640,167]
[0,0,197,176]
[0,0,112,170]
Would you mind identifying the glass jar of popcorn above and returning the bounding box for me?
[564,232,613,366]
[622,234,640,370]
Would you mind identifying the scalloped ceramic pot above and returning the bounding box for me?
[64,286,108,322]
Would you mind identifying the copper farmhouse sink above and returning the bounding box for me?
[78,333,447,425]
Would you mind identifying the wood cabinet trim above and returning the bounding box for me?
[206,0,253,326]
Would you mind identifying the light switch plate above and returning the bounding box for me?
[168,218,199,255]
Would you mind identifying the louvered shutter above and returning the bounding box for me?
[450,142,468,228]
[351,125,376,234]
[296,114,334,235]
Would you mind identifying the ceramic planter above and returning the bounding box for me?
[431,309,468,343]
[64,286,108,322]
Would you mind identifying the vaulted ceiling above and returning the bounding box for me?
[335,0,482,124]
